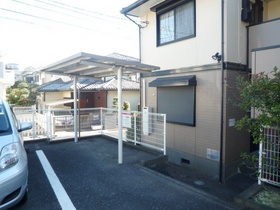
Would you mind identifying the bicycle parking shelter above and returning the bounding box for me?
[40,52,159,164]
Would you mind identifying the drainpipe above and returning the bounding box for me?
[124,14,143,61]
[124,14,145,110]
[219,0,225,183]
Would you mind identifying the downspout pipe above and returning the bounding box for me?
[219,0,225,183]
[123,13,144,109]
[124,14,142,62]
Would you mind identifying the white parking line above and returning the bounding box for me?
[36,150,76,210]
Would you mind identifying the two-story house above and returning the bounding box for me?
[0,62,17,98]
[121,0,280,181]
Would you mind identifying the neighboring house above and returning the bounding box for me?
[0,62,17,98]
[83,77,140,110]
[36,77,140,111]
[34,69,72,86]
[19,67,37,83]
[35,77,100,110]
[121,0,280,181]
[5,63,20,81]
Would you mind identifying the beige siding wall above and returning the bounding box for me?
[43,73,71,83]
[195,70,222,158]
[136,0,262,178]
[224,0,247,64]
[107,90,140,111]
[44,91,71,108]
[140,0,221,69]
[139,0,251,69]
[266,0,280,20]
[142,69,222,160]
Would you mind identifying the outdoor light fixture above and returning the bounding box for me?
[212,52,222,63]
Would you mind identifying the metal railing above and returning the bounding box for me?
[259,126,280,187]
[123,111,166,154]
[13,107,166,154]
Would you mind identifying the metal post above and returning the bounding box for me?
[134,112,137,145]
[143,79,146,107]
[73,76,78,143]
[32,109,35,140]
[78,88,80,139]
[100,108,103,134]
[163,114,166,155]
[258,140,263,185]
[47,107,52,140]
[117,67,123,164]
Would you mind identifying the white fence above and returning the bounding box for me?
[259,126,280,187]
[13,107,166,154]
[12,109,47,138]
[123,111,166,154]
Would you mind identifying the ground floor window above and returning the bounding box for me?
[149,76,196,126]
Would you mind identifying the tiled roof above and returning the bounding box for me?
[69,78,101,90]
[36,78,99,92]
[36,78,71,92]
[82,77,140,91]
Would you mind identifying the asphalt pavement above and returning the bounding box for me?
[13,137,252,210]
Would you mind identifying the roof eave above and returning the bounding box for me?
[120,0,149,16]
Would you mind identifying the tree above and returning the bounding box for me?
[6,81,38,106]
[112,97,131,111]
[235,67,280,144]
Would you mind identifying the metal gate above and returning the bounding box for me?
[259,126,280,186]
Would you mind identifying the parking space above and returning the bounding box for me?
[13,137,237,210]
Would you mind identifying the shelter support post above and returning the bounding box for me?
[47,107,51,139]
[73,76,78,143]
[117,67,123,164]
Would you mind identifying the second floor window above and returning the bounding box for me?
[158,0,195,45]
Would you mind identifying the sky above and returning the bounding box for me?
[0,0,139,70]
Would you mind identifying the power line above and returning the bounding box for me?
[0,0,138,41]
[44,0,128,21]
[0,8,136,40]
[0,8,97,31]
[11,0,107,26]
[32,0,129,25]
[0,16,35,25]
[8,0,132,30]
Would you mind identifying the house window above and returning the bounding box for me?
[149,76,196,126]
[251,0,263,25]
[157,0,195,45]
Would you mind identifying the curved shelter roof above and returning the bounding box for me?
[40,52,159,78]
